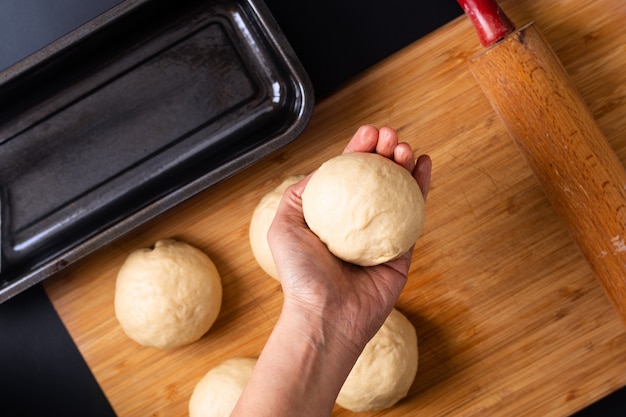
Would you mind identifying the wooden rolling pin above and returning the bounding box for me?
[457,0,626,325]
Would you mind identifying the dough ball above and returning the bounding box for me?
[189,357,257,417]
[249,175,305,280]
[302,152,424,266]
[337,308,418,412]
[114,239,222,349]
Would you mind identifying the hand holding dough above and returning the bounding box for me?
[302,152,425,266]
[114,239,222,349]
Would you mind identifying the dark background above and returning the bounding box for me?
[1,0,624,415]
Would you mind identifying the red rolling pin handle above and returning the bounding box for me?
[459,2,626,325]
[456,0,515,46]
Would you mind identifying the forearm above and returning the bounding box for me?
[231,303,363,417]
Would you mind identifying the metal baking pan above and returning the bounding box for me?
[0,0,314,302]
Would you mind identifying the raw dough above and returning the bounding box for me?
[301,152,424,266]
[249,175,305,280]
[337,308,418,412]
[189,357,257,417]
[114,239,222,349]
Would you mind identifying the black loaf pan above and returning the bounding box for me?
[0,0,314,302]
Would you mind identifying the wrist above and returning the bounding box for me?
[234,291,375,416]
[279,300,364,359]
[240,302,363,416]
[280,296,372,359]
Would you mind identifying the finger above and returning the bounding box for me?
[288,173,311,199]
[413,154,432,201]
[393,142,416,173]
[271,177,310,234]
[375,127,399,158]
[343,125,379,154]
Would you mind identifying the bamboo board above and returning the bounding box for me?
[44,0,626,416]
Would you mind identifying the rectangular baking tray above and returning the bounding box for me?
[0,0,314,302]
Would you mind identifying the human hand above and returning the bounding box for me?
[268,125,431,353]
[232,125,431,417]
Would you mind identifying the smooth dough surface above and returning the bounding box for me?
[302,152,424,266]
[337,308,418,412]
[189,357,257,417]
[249,175,305,280]
[114,239,222,349]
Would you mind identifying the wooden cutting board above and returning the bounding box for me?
[44,0,626,415]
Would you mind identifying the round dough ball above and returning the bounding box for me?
[189,357,257,417]
[249,175,305,280]
[337,308,418,412]
[114,239,222,349]
[302,152,424,266]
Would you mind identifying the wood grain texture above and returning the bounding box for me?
[44,0,626,416]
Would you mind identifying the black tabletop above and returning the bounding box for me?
[0,1,624,416]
